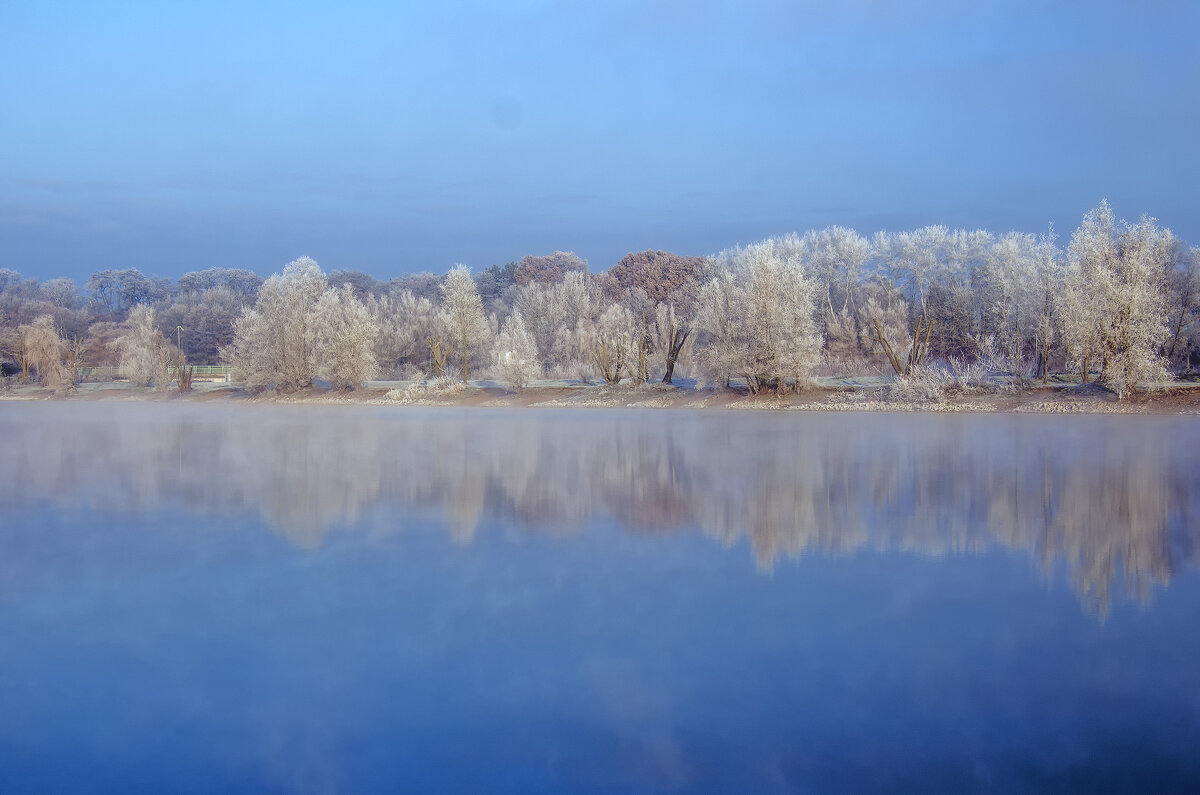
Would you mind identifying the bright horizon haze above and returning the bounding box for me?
[2,0,1197,283]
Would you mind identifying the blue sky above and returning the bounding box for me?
[2,0,1197,282]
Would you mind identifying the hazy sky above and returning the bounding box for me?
[2,0,1197,282]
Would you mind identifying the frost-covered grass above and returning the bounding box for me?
[384,376,469,404]
[8,365,1199,414]
[528,380,675,408]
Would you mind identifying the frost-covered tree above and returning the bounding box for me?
[861,294,915,374]
[368,290,438,377]
[740,241,822,391]
[513,250,588,286]
[327,269,383,302]
[112,303,172,388]
[38,278,82,310]
[86,268,169,320]
[1063,201,1174,396]
[17,314,71,387]
[875,226,949,314]
[1162,244,1199,367]
[222,257,327,391]
[938,229,994,358]
[1059,267,1104,385]
[176,268,262,302]
[389,271,443,304]
[496,309,540,390]
[693,270,746,388]
[605,250,708,305]
[651,302,692,384]
[513,279,563,368]
[439,265,491,383]
[611,288,656,383]
[474,261,518,314]
[800,226,871,354]
[1030,228,1064,382]
[157,285,248,364]
[591,303,634,384]
[872,226,994,360]
[981,231,1039,379]
[695,239,823,392]
[78,321,123,368]
[758,246,822,389]
[309,285,378,389]
[514,270,601,376]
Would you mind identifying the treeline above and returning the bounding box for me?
[2,201,1197,396]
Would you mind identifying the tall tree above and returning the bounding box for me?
[800,226,871,355]
[327,270,383,302]
[606,250,707,304]
[1162,244,1198,366]
[474,262,518,312]
[981,231,1039,379]
[222,257,327,391]
[1030,227,1064,382]
[176,268,262,302]
[112,304,173,389]
[514,270,601,375]
[367,290,438,377]
[1063,201,1174,396]
[157,286,248,364]
[309,285,378,389]
[496,310,540,391]
[16,314,71,387]
[439,265,491,383]
[695,239,822,392]
[86,269,167,320]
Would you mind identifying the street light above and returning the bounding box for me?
[176,326,184,384]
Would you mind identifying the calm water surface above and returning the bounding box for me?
[1,402,1199,793]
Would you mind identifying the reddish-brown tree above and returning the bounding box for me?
[513,251,588,286]
[606,250,709,305]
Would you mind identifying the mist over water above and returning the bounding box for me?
[3,403,1196,611]
[1,403,1199,791]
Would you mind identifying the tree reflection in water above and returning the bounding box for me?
[2,403,1196,614]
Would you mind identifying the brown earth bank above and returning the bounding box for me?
[3,377,1199,414]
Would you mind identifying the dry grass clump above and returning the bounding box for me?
[886,365,956,403]
[886,354,1019,403]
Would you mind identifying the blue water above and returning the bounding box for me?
[1,403,1198,792]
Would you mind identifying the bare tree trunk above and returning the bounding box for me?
[592,337,626,385]
[1166,307,1187,361]
[634,321,649,384]
[17,333,30,380]
[661,326,690,384]
[462,336,469,384]
[67,334,86,385]
[427,335,453,378]
[872,317,904,376]
[906,315,933,373]
[872,314,932,376]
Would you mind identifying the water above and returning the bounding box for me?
[1,402,1198,792]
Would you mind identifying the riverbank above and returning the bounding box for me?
[3,377,1199,414]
